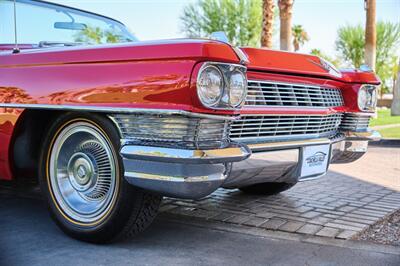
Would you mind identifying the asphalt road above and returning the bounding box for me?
[0,192,399,266]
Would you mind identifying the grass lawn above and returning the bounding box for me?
[370,109,400,127]
[378,126,400,139]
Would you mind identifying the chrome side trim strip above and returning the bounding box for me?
[0,103,237,121]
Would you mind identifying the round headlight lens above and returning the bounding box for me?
[197,65,224,107]
[229,70,247,107]
[358,85,377,111]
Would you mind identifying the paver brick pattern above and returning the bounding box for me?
[1,147,398,240]
[161,147,400,240]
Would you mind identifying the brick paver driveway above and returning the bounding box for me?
[160,145,400,240]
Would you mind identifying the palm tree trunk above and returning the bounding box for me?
[364,0,376,70]
[261,0,275,48]
[391,58,400,116]
[278,0,294,51]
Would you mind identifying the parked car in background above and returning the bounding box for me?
[0,0,380,243]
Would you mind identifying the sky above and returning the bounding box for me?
[48,0,400,57]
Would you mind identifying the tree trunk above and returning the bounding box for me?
[391,58,400,116]
[364,0,376,70]
[278,0,294,51]
[261,0,275,48]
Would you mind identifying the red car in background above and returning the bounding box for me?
[0,0,380,243]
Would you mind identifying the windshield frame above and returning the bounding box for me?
[15,0,137,44]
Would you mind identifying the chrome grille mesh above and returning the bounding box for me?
[230,114,342,142]
[340,114,371,131]
[111,114,230,149]
[246,80,344,107]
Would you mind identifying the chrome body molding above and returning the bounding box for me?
[0,103,237,121]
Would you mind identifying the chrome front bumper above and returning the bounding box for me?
[223,130,381,189]
[120,130,380,199]
[121,144,251,199]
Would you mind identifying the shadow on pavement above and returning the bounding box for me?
[0,192,399,266]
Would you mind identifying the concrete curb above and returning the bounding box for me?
[370,139,400,147]
[159,213,400,256]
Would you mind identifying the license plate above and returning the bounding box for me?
[300,144,330,178]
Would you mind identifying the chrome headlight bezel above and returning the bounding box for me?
[358,84,377,112]
[228,70,248,107]
[196,65,225,108]
[196,62,247,109]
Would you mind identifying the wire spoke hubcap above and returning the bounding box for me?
[49,121,117,224]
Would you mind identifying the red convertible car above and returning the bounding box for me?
[0,0,380,243]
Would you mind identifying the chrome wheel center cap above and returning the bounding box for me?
[67,152,96,192]
[77,165,87,179]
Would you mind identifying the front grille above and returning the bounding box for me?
[246,80,344,108]
[230,114,342,142]
[340,114,371,131]
[111,114,230,149]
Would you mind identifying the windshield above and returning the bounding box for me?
[0,0,137,46]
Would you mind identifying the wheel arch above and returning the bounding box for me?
[10,109,119,182]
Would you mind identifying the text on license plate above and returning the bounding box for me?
[300,144,330,178]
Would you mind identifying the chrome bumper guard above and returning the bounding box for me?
[121,143,251,199]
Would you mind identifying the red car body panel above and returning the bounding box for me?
[242,47,380,84]
[0,39,379,181]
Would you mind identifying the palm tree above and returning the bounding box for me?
[392,58,400,116]
[364,0,376,70]
[261,0,275,48]
[278,0,294,51]
[292,25,309,51]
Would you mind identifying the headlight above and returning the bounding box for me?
[197,62,247,109]
[197,65,224,107]
[229,70,247,107]
[358,85,377,111]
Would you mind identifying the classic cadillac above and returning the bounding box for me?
[0,0,380,243]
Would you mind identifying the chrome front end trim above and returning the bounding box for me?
[0,103,237,121]
[246,80,344,108]
[110,113,232,150]
[120,143,250,199]
[343,129,381,141]
[230,114,343,143]
[120,144,251,164]
[340,113,371,131]
[223,129,379,189]
[121,151,230,199]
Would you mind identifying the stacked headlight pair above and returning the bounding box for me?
[197,62,247,109]
[358,84,378,112]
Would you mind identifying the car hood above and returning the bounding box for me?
[0,39,240,66]
[241,47,380,84]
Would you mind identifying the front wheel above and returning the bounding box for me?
[39,113,161,243]
[239,182,296,195]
